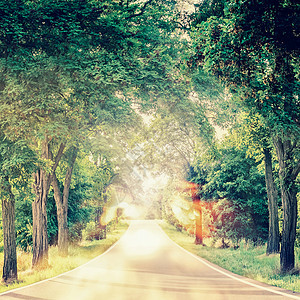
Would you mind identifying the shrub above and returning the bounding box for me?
[209,199,256,248]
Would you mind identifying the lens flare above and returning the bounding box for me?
[122,227,166,257]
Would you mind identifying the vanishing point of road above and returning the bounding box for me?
[0,220,299,300]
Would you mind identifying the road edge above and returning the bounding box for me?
[0,222,132,297]
[158,221,300,300]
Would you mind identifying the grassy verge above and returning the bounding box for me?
[159,221,300,293]
[0,220,129,294]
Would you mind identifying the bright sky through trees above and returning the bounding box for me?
[0,0,298,286]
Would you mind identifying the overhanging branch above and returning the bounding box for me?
[125,0,154,19]
[292,161,300,181]
[52,143,66,173]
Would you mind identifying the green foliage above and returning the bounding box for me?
[191,70,242,129]
[139,92,216,179]
[0,0,188,270]
[15,195,33,252]
[82,221,97,241]
[47,183,94,244]
[46,191,58,246]
[190,142,269,241]
[0,0,183,129]
[192,0,226,24]
[0,136,37,185]
[15,180,94,251]
[190,1,299,272]
[0,0,185,218]
[190,0,300,134]
[0,135,37,252]
[210,199,258,247]
[67,183,93,243]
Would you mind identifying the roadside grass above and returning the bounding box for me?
[0,220,129,294]
[159,221,300,293]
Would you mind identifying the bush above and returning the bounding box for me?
[82,221,107,241]
[190,146,269,242]
[209,198,256,248]
[68,222,85,244]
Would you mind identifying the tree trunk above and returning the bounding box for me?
[1,176,17,283]
[280,185,297,273]
[273,136,299,273]
[264,148,280,255]
[52,173,68,256]
[193,199,203,245]
[32,138,65,269]
[52,147,77,257]
[32,168,50,269]
[188,182,204,245]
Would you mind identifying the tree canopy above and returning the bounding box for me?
[189,0,299,273]
[0,0,299,283]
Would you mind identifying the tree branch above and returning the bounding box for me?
[52,143,66,173]
[63,146,78,206]
[104,173,119,191]
[52,171,63,205]
[292,161,300,181]
[125,0,154,19]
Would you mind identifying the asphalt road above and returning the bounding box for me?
[0,220,299,300]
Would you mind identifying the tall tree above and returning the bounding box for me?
[0,176,17,283]
[0,137,36,282]
[51,146,78,256]
[264,147,280,255]
[31,138,65,268]
[226,112,281,254]
[1,0,183,269]
[190,0,300,273]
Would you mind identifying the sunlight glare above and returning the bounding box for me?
[119,202,141,219]
[122,228,165,257]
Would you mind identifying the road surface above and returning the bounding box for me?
[0,220,299,300]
